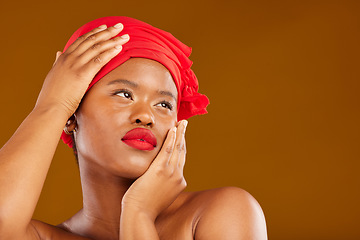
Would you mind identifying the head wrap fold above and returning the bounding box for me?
[60,16,209,148]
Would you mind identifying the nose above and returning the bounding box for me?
[129,103,155,127]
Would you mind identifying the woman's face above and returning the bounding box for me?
[75,58,178,178]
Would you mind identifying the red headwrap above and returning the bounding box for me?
[60,16,209,148]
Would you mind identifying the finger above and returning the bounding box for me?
[53,51,62,66]
[80,42,124,74]
[169,120,187,167]
[66,24,107,53]
[73,23,124,56]
[56,51,62,60]
[77,33,129,66]
[153,127,177,166]
[179,138,187,170]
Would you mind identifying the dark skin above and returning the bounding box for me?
[0,23,267,239]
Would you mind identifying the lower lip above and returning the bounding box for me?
[122,139,155,151]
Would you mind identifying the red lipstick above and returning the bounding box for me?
[121,128,157,151]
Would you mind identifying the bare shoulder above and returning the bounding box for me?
[191,187,267,240]
[30,219,90,240]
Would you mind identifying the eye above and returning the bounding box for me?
[156,101,173,110]
[114,89,133,100]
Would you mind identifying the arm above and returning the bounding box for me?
[120,120,188,240]
[120,207,160,240]
[195,187,268,240]
[0,23,129,240]
[0,105,69,238]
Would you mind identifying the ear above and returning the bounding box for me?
[64,114,77,134]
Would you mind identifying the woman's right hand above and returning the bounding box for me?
[35,23,129,118]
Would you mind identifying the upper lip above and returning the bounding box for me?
[121,128,157,147]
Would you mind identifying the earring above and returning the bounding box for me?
[64,127,73,135]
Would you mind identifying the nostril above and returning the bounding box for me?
[134,118,153,126]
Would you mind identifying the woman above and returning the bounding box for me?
[0,16,267,239]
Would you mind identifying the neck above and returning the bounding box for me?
[74,159,135,240]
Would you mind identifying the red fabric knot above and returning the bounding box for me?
[178,68,209,120]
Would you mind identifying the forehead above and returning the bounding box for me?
[97,58,178,98]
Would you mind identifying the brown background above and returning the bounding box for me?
[0,0,359,239]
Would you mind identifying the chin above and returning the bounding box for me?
[104,150,157,179]
[77,139,160,179]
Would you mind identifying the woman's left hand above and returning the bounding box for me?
[121,120,188,221]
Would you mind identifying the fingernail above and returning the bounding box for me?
[98,24,107,29]
[114,45,122,50]
[114,23,123,29]
[172,127,177,133]
[183,120,188,129]
[121,34,129,39]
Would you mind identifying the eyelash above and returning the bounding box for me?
[113,89,133,99]
[157,101,173,110]
[113,89,174,111]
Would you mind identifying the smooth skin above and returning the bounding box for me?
[0,23,267,240]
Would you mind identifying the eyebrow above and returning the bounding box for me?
[107,79,138,88]
[158,90,177,102]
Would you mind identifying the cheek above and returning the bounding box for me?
[157,116,177,146]
[75,107,121,157]
[74,115,103,159]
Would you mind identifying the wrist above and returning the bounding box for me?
[33,102,74,121]
[32,103,70,124]
[120,205,160,240]
[121,203,157,222]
